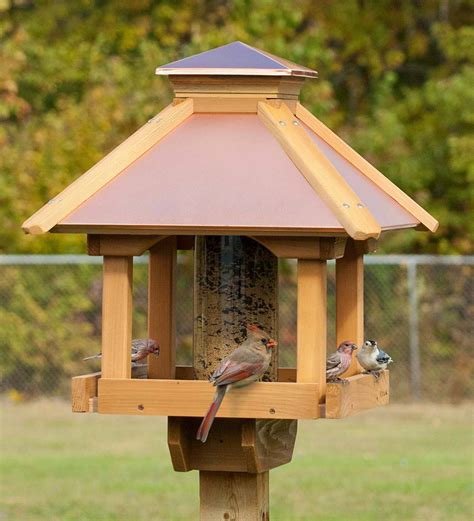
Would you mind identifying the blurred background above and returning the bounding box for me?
[1,1,472,520]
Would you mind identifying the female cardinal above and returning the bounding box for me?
[326,340,357,381]
[196,325,277,443]
[83,338,160,364]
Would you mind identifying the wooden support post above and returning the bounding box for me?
[297,259,327,402]
[200,471,269,521]
[336,239,364,377]
[101,256,133,379]
[168,417,296,473]
[148,236,177,379]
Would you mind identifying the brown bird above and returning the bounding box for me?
[83,338,160,364]
[196,325,277,443]
[326,341,357,381]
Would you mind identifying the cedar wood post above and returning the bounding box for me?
[336,239,364,376]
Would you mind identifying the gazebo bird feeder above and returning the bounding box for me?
[23,42,438,520]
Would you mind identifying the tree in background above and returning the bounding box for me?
[1,0,472,253]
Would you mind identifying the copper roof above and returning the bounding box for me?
[155,42,317,78]
[22,43,437,239]
[56,113,418,234]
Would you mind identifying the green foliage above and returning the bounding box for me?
[1,0,473,253]
[0,264,100,394]
[0,256,194,395]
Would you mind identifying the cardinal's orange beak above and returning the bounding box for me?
[267,339,278,349]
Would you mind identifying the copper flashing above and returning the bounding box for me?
[156,42,317,78]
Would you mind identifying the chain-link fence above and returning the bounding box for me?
[0,254,472,402]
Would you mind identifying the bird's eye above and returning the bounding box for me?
[261,338,268,345]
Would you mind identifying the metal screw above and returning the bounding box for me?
[269,408,276,414]
[342,203,351,208]
[292,120,299,126]
[357,203,364,208]
[137,404,144,411]
[278,120,286,126]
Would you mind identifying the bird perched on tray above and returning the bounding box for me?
[83,338,160,365]
[196,324,277,443]
[357,339,393,379]
[326,341,357,382]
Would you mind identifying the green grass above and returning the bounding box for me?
[1,400,472,520]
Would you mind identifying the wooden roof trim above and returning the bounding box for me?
[22,99,194,235]
[258,101,381,241]
[295,103,439,232]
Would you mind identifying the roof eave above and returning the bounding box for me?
[50,222,421,236]
[155,67,317,78]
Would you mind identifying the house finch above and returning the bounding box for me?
[196,324,277,443]
[356,339,393,378]
[83,338,160,364]
[326,341,357,381]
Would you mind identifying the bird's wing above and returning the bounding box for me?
[131,351,145,362]
[326,352,342,370]
[213,360,265,386]
[376,349,392,364]
[131,339,148,352]
[210,343,269,385]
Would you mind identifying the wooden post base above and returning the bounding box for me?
[168,417,297,473]
[200,470,269,521]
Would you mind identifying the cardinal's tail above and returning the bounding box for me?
[196,385,226,443]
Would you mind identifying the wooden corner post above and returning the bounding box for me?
[148,236,177,379]
[336,239,364,376]
[297,259,327,402]
[101,256,133,379]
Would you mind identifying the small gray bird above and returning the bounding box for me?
[326,341,357,382]
[356,339,393,379]
[83,338,160,365]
